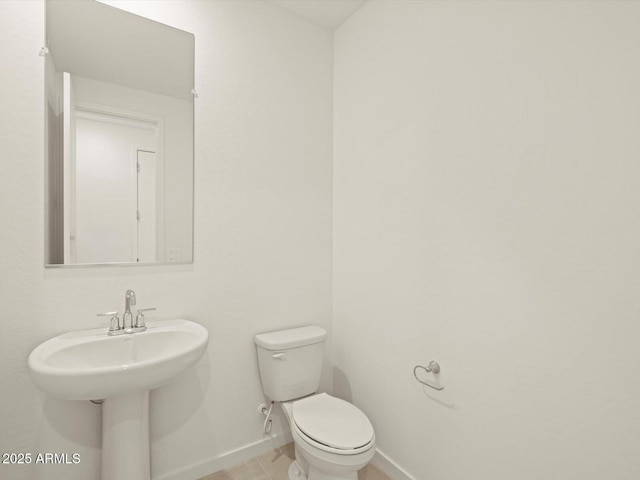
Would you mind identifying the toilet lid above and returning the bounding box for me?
[292,393,374,450]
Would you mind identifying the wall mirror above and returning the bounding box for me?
[45,0,194,267]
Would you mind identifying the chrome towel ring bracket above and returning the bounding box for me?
[413,360,444,391]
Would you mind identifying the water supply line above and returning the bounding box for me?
[259,401,274,435]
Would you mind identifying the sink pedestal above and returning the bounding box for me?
[102,391,150,480]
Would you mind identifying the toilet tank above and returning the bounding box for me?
[255,326,327,402]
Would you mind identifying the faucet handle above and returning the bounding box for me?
[97,311,120,333]
[135,308,156,328]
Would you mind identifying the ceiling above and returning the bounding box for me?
[269,0,367,30]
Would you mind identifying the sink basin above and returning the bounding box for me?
[28,319,208,400]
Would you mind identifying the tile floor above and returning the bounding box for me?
[199,443,392,480]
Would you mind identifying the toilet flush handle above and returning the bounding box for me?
[272,352,287,360]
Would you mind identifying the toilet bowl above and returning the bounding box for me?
[254,326,377,480]
[282,393,375,480]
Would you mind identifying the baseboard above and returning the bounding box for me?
[154,435,411,480]
[153,432,293,480]
[372,447,416,480]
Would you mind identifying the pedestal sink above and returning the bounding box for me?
[28,319,208,480]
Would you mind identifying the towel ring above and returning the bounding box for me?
[413,360,444,391]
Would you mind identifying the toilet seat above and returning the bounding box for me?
[292,393,375,453]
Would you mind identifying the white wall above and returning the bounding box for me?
[334,2,640,479]
[0,1,332,479]
[7,1,640,479]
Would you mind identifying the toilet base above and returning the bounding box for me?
[288,459,358,480]
[288,460,305,480]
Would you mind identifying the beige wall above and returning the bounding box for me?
[0,1,333,479]
[333,1,640,479]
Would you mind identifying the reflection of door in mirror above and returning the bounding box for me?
[73,109,161,264]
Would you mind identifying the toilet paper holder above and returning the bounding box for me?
[413,361,444,391]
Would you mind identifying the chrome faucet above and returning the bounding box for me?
[123,289,137,329]
[97,289,154,335]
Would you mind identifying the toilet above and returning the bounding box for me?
[255,326,376,480]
